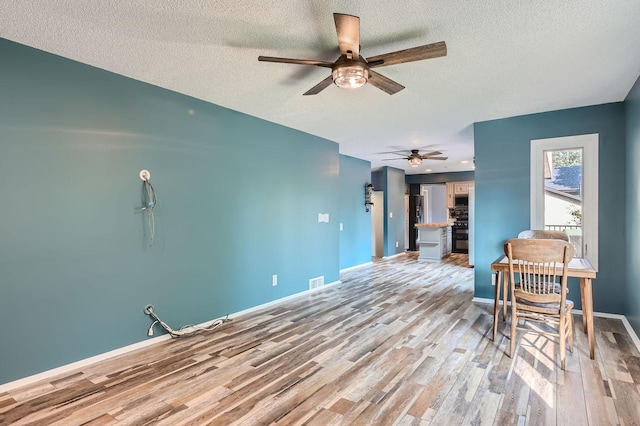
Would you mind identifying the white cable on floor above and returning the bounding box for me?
[145,306,230,337]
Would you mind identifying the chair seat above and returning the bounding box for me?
[516,297,574,315]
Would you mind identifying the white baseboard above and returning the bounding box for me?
[620,316,640,352]
[340,262,373,273]
[0,335,173,393]
[472,297,495,305]
[229,279,342,318]
[472,297,640,355]
[0,279,343,393]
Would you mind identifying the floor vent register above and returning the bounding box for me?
[309,276,325,290]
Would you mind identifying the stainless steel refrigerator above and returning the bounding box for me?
[408,195,424,251]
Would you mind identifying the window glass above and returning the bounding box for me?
[543,148,583,257]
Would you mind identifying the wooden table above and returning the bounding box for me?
[490,255,597,359]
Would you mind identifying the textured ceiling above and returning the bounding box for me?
[2,1,639,174]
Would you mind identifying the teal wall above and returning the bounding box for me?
[625,75,640,335]
[339,155,372,269]
[382,167,406,257]
[371,170,383,191]
[0,38,344,384]
[474,103,627,314]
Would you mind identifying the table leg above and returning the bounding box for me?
[493,271,501,341]
[580,277,595,359]
[580,281,587,333]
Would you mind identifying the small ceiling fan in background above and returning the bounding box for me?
[381,149,448,167]
[258,13,447,95]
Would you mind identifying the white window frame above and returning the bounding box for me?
[530,134,598,270]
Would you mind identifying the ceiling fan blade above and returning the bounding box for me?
[366,41,447,68]
[334,13,360,57]
[378,151,411,156]
[424,156,448,161]
[303,75,334,95]
[381,158,408,161]
[420,151,443,158]
[368,70,405,95]
[258,56,334,67]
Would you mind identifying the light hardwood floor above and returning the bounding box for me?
[1,253,639,425]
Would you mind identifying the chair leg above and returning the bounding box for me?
[568,311,574,353]
[493,272,500,341]
[510,305,517,358]
[560,312,566,370]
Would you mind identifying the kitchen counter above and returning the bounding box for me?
[415,222,453,228]
[415,224,452,260]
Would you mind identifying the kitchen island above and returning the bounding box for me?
[415,223,452,261]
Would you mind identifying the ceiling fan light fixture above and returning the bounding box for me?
[408,157,422,167]
[332,64,369,89]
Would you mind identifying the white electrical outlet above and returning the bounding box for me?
[396,241,399,248]
[340,223,343,231]
[272,274,278,286]
[389,212,393,218]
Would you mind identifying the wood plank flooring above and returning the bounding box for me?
[1,253,639,425]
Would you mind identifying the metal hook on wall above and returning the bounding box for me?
[138,169,157,247]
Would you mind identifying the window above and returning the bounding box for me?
[530,134,598,270]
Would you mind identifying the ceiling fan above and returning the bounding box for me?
[258,13,447,95]
[381,149,448,167]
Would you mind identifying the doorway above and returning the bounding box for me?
[371,191,384,258]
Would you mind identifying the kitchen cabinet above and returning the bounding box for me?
[454,182,470,195]
[415,224,451,260]
[446,183,455,208]
[447,181,474,206]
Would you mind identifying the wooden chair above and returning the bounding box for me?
[492,230,570,340]
[504,238,575,369]
[517,229,569,241]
